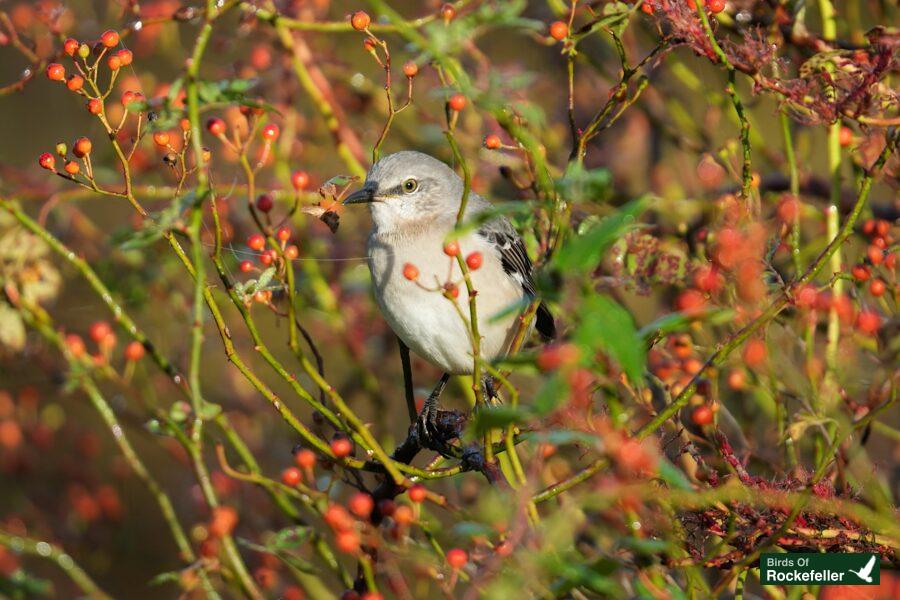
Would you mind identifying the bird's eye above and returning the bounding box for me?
[402,178,418,193]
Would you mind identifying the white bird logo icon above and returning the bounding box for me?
[847,555,877,583]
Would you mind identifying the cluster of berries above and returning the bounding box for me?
[64,321,145,366]
[402,242,484,300]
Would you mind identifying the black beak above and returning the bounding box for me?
[343,186,375,205]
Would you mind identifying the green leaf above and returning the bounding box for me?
[575,295,645,383]
[256,267,276,290]
[556,162,613,204]
[553,197,647,273]
[469,405,528,435]
[533,374,568,415]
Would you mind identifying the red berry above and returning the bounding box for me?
[331,436,352,458]
[408,484,426,503]
[256,193,274,213]
[536,343,580,371]
[348,493,374,518]
[239,260,254,273]
[856,309,881,335]
[38,153,55,171]
[851,264,870,282]
[124,341,145,362]
[708,0,726,13]
[107,55,121,70]
[869,278,886,297]
[262,124,280,141]
[247,234,266,251]
[276,226,291,242]
[691,405,714,426]
[120,90,140,106]
[442,240,460,256]
[465,251,483,271]
[152,131,170,147]
[281,467,302,486]
[284,245,299,260]
[64,161,80,175]
[448,93,466,112]
[402,61,418,78]
[445,283,459,298]
[838,126,853,147]
[66,74,84,92]
[794,284,818,309]
[46,63,65,81]
[742,339,767,368]
[206,117,226,136]
[350,11,371,31]
[209,506,238,538]
[549,21,568,41]
[260,249,276,266]
[291,170,310,191]
[65,333,86,358]
[446,548,468,570]
[89,321,112,343]
[63,38,79,56]
[403,263,419,281]
[440,3,456,22]
[87,98,103,114]
[100,29,120,48]
[335,531,360,554]
[295,449,316,469]
[116,49,133,66]
[393,505,414,525]
[73,137,92,158]
[874,219,889,238]
[483,134,501,150]
[775,195,799,223]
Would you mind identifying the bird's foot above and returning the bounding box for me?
[416,402,464,456]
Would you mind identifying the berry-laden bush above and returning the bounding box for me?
[0,0,897,598]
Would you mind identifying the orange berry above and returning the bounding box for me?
[295,449,316,469]
[123,341,145,362]
[208,506,238,538]
[63,38,79,56]
[408,484,426,503]
[869,278,886,297]
[851,264,870,282]
[152,131,170,147]
[742,339,767,368]
[284,245,299,260]
[775,195,799,223]
[349,493,374,518]
[708,0,726,13]
[443,240,460,256]
[100,29,120,48]
[66,74,84,91]
[247,234,266,251]
[484,134,501,149]
[403,263,419,281]
[402,61,418,77]
[549,21,568,41]
[116,49,133,66]
[206,117,226,136]
[856,309,881,335]
[838,126,853,147]
[726,369,745,391]
[291,170,310,191]
[107,55,121,71]
[276,226,291,242]
[38,153,55,170]
[73,137,92,158]
[121,90,143,106]
[691,405,713,426]
[89,321,112,343]
[465,251,483,270]
[262,123,280,141]
[446,548,468,569]
[324,504,354,531]
[64,161,80,175]
[65,333,86,357]
[794,284,818,309]
[350,11,371,30]
[440,3,456,22]
[536,342,580,371]
[867,245,883,265]
[393,505,414,525]
[336,531,360,554]
[448,93,466,112]
[281,467,302,486]
[331,436,352,458]
[46,63,65,81]
[239,260,254,273]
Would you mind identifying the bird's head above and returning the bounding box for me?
[343,151,462,229]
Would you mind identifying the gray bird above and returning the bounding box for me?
[344,151,554,449]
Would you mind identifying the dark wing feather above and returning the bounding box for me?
[478,219,556,340]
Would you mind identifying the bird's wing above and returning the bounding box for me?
[476,214,556,340]
[861,556,876,576]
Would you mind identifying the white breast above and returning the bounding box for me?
[367,225,526,375]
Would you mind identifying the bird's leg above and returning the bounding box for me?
[417,373,455,454]
[397,337,416,422]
